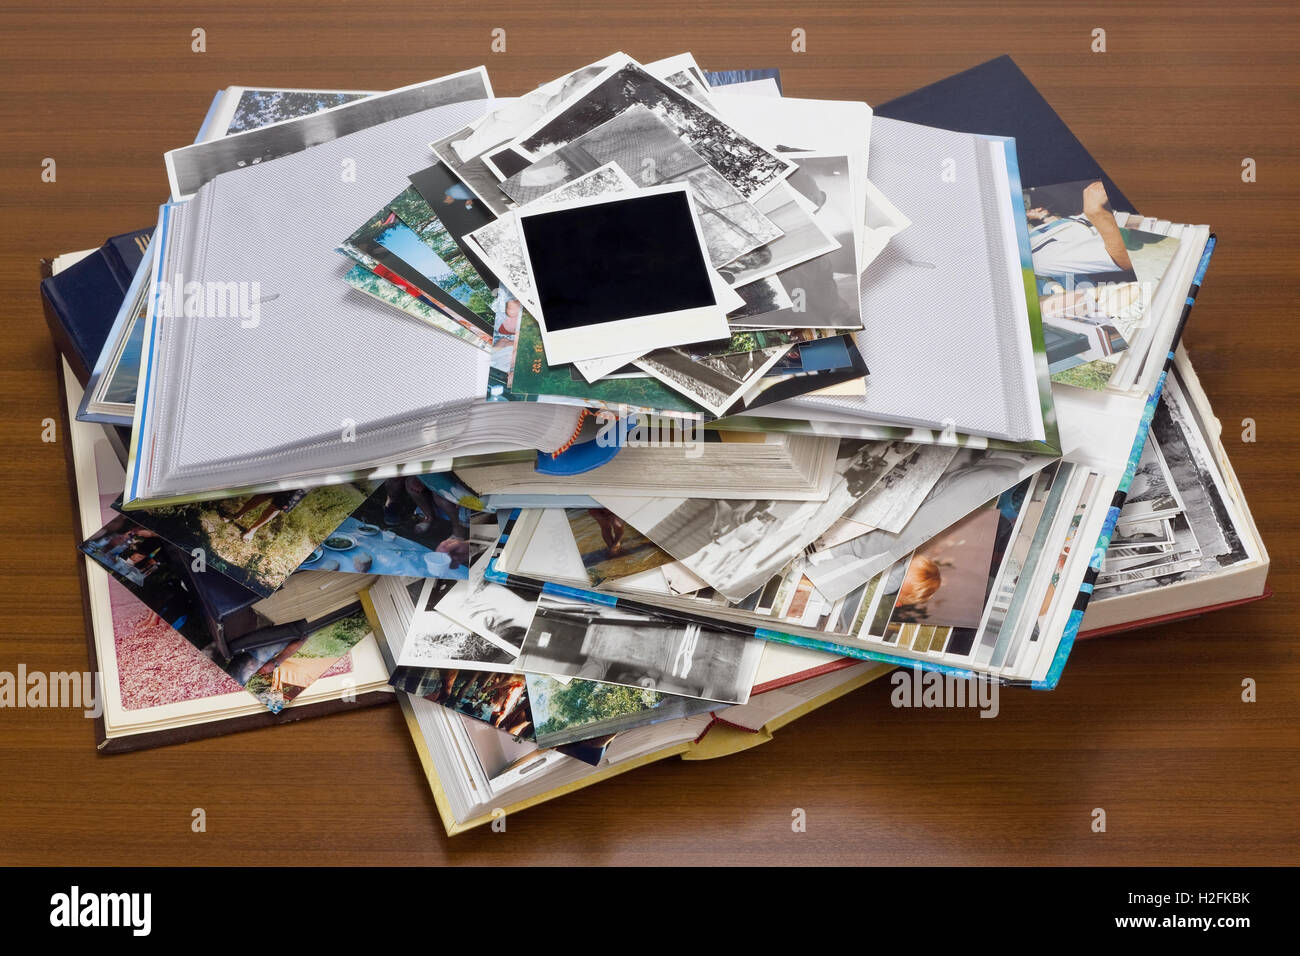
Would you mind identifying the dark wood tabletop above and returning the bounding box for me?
[1,0,1295,866]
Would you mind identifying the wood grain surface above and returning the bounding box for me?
[1,0,1295,865]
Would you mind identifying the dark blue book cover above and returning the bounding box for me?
[874,55,1136,214]
[40,227,152,383]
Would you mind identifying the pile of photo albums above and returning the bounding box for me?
[49,52,1268,834]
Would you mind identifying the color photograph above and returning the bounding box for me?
[111,481,372,598]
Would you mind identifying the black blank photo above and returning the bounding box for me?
[520,191,716,332]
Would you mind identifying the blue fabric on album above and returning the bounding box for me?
[40,228,152,383]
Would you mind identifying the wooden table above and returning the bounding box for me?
[1,0,1295,865]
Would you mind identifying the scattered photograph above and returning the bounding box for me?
[889,501,1002,628]
[430,563,538,654]
[346,201,496,330]
[634,341,789,415]
[400,609,519,672]
[507,60,794,199]
[465,163,637,312]
[167,68,491,197]
[716,181,840,287]
[517,595,763,703]
[1024,179,1181,387]
[742,154,863,329]
[1119,432,1184,524]
[223,89,370,135]
[527,671,714,749]
[451,57,616,163]
[1095,375,1252,595]
[843,443,961,535]
[727,275,793,320]
[602,440,913,602]
[567,507,675,586]
[108,481,372,598]
[388,668,534,737]
[399,167,500,285]
[805,449,1047,602]
[342,262,490,349]
[499,106,782,267]
[80,516,308,708]
[430,125,515,216]
[297,477,491,580]
[242,607,371,712]
[703,67,783,92]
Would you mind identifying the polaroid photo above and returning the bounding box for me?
[516,594,763,704]
[464,163,639,314]
[515,183,729,364]
[166,67,492,199]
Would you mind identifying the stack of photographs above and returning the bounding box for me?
[56,50,1257,834]
[1093,372,1259,595]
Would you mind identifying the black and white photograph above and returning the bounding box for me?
[464,163,637,312]
[499,106,782,267]
[516,184,729,364]
[726,275,794,321]
[451,56,617,164]
[1094,374,1253,596]
[516,594,764,703]
[431,565,539,654]
[221,88,371,136]
[1116,431,1184,524]
[596,439,914,602]
[165,67,491,198]
[804,449,1050,601]
[394,577,525,673]
[743,153,864,329]
[634,342,789,415]
[504,59,795,200]
[840,443,962,535]
[716,181,840,288]
[430,124,516,217]
[400,611,520,672]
